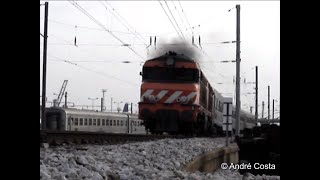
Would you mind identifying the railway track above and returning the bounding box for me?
[40,130,185,146]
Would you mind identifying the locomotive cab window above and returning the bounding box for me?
[142,67,199,82]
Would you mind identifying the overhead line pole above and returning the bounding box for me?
[235,5,241,138]
[255,66,258,125]
[41,2,49,131]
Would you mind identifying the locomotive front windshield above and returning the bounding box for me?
[143,67,199,82]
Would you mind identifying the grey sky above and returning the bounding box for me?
[40,1,280,117]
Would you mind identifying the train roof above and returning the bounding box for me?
[213,89,255,118]
[240,110,255,118]
[147,52,198,63]
[46,107,139,118]
[213,89,224,100]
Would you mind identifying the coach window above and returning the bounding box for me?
[80,118,83,126]
[93,119,96,126]
[109,120,112,126]
[107,119,110,126]
[73,118,77,126]
[84,119,88,126]
[102,119,105,126]
[89,119,92,126]
[97,119,101,126]
[117,120,120,126]
[121,120,123,126]
[75,118,79,126]
[114,120,116,126]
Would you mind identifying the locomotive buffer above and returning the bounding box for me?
[223,97,233,147]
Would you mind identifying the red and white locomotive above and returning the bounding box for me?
[138,51,216,135]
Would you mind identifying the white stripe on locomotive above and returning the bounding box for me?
[156,90,168,100]
[165,91,183,103]
[140,89,154,101]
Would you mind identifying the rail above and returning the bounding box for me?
[40,130,185,146]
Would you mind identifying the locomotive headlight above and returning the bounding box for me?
[178,96,189,104]
[148,95,157,103]
[166,57,174,66]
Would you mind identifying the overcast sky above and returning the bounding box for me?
[40,1,280,117]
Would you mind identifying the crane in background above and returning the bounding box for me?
[53,80,68,107]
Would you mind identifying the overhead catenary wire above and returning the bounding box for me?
[49,34,76,46]
[43,17,239,46]
[171,1,189,35]
[158,1,184,42]
[45,54,139,87]
[40,33,130,66]
[104,1,148,45]
[41,18,149,36]
[178,0,193,35]
[69,0,145,60]
[100,1,148,47]
[163,0,187,42]
[42,34,233,87]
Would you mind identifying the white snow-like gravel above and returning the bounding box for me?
[40,138,280,180]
